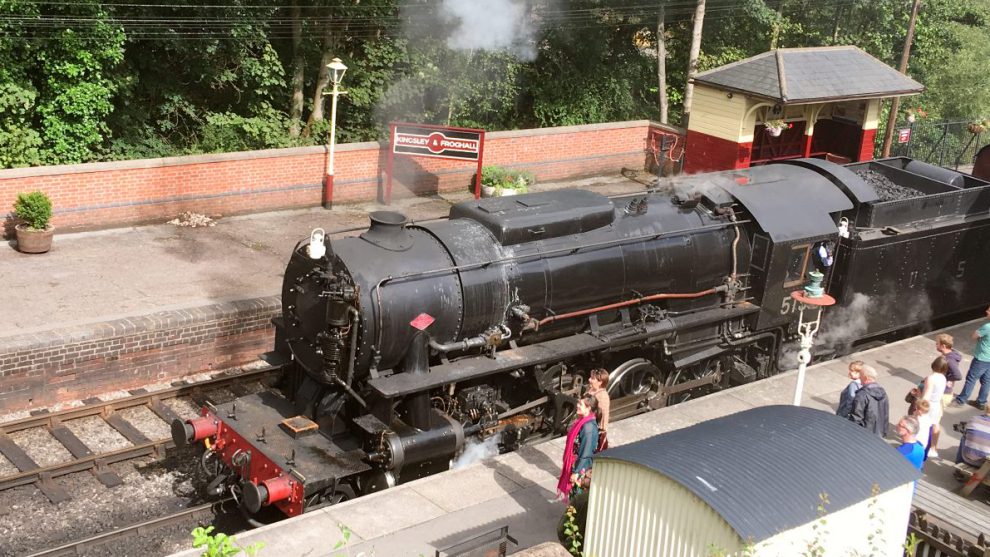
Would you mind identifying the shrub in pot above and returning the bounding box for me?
[480,165,535,197]
[13,191,54,253]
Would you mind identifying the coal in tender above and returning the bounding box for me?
[855,169,924,201]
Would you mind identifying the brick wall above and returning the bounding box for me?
[0,297,279,413]
[1,121,683,234]
[683,131,752,174]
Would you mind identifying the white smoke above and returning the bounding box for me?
[450,434,501,470]
[400,0,541,61]
[440,0,538,60]
[818,292,872,353]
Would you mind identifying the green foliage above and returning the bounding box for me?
[13,191,53,230]
[802,492,829,557]
[191,526,263,557]
[481,165,534,193]
[1,0,989,168]
[0,82,42,167]
[199,104,294,153]
[903,532,921,556]
[561,504,583,556]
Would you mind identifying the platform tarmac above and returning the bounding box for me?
[167,319,990,557]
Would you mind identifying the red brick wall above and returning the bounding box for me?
[1,121,683,234]
[0,298,279,413]
[683,131,752,174]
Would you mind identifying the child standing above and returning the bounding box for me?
[836,360,864,419]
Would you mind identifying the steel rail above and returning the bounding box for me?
[0,364,285,494]
[1,363,284,435]
[24,500,230,557]
[0,437,171,491]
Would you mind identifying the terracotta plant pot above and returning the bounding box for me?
[15,224,54,253]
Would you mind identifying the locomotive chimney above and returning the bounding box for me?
[360,211,413,251]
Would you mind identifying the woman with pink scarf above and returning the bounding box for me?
[557,394,600,502]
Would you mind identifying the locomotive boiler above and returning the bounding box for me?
[173,156,990,520]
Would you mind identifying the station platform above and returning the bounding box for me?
[167,320,990,557]
[0,172,650,414]
[0,172,647,337]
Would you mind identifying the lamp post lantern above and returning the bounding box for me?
[323,57,348,210]
[790,271,836,406]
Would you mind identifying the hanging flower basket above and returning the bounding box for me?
[764,120,790,137]
[968,122,987,135]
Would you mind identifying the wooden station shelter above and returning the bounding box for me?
[683,46,924,174]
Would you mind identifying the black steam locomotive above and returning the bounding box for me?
[172,156,990,519]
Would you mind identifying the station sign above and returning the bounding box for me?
[898,128,912,144]
[392,124,482,161]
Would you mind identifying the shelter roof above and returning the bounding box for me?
[596,405,921,542]
[692,46,924,104]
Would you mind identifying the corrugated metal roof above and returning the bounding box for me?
[692,46,924,104]
[595,405,921,543]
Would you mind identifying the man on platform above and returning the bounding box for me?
[848,365,890,437]
[952,305,990,411]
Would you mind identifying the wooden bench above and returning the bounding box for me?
[954,456,990,497]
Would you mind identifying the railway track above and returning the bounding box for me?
[0,363,284,503]
[24,500,227,557]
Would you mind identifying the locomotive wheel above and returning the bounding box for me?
[608,358,663,412]
[663,358,728,407]
[307,482,356,511]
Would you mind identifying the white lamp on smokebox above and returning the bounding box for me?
[790,271,836,406]
[322,57,348,210]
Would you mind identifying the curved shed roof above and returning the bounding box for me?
[595,405,921,542]
[692,46,924,104]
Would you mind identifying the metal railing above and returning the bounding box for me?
[888,119,989,171]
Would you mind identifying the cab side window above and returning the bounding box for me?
[783,244,810,287]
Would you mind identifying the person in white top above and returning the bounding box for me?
[920,356,949,459]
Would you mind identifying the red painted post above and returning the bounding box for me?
[322,173,334,209]
[474,131,486,200]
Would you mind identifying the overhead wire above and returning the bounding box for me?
[1,0,873,41]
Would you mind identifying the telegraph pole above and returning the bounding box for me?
[880,0,922,157]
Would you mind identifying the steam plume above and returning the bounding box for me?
[451,434,501,470]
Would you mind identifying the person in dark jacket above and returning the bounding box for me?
[935,333,963,406]
[848,364,890,437]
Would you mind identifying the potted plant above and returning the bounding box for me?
[764,119,790,137]
[480,165,535,197]
[13,191,54,253]
[968,120,989,134]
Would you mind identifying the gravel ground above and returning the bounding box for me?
[118,405,173,440]
[0,450,219,556]
[0,365,273,557]
[0,455,15,477]
[855,169,924,201]
[66,416,132,453]
[10,428,73,467]
[163,396,205,420]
